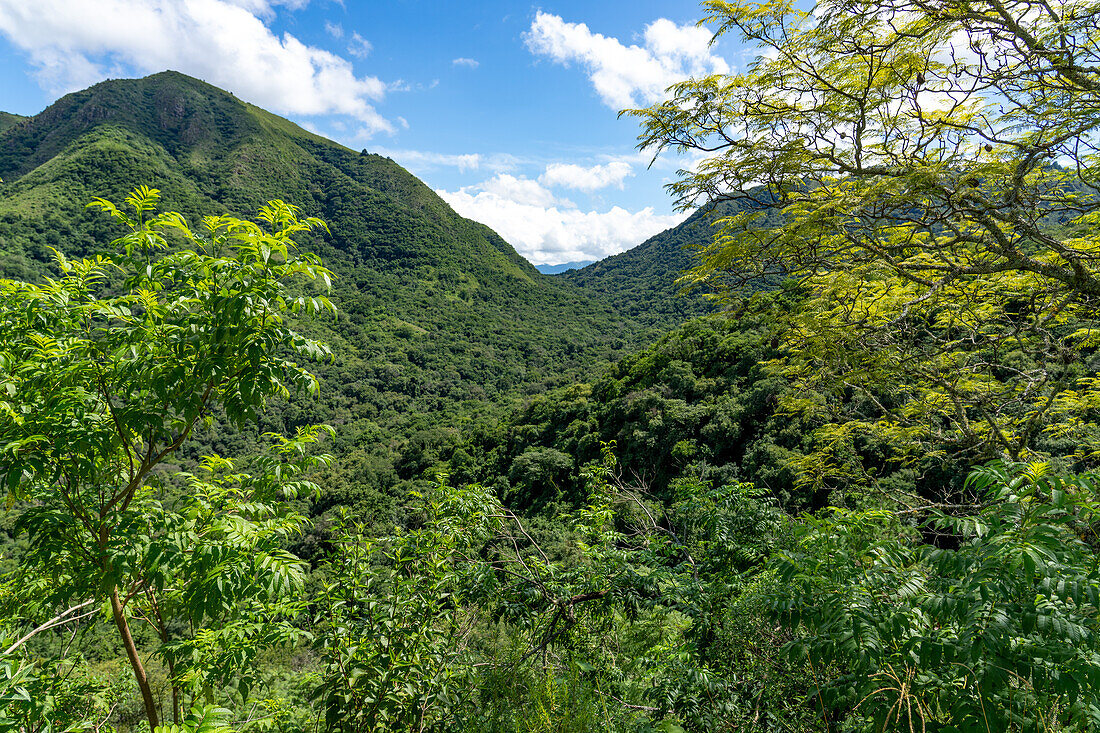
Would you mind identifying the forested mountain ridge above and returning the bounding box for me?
[0,71,704,518]
[0,71,732,351]
[0,71,535,283]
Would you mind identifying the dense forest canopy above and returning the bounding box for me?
[2,0,1100,730]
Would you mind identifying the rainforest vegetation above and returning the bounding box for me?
[3,0,1100,730]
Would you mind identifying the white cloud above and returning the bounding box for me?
[384,149,483,172]
[540,161,632,191]
[387,78,440,93]
[324,20,343,39]
[224,0,309,15]
[0,0,394,135]
[373,148,525,175]
[452,57,479,68]
[347,31,371,59]
[480,174,562,207]
[525,11,730,109]
[437,175,686,263]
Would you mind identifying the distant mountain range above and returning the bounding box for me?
[533,260,595,274]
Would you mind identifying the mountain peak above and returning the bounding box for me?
[0,71,549,284]
[0,71,261,180]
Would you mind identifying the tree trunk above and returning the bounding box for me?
[110,585,160,731]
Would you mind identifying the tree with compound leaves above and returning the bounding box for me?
[0,188,333,731]
[629,0,1100,489]
[774,462,1100,730]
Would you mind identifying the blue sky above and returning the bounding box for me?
[0,0,750,264]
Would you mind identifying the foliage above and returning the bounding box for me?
[453,444,824,732]
[475,294,833,511]
[154,706,234,733]
[12,60,1100,733]
[148,431,328,699]
[0,642,124,733]
[312,478,501,733]
[0,74,809,730]
[311,443,813,732]
[628,0,1100,480]
[0,188,332,731]
[774,461,1100,730]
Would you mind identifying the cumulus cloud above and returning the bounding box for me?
[525,11,730,109]
[324,20,343,39]
[540,161,632,191]
[452,57,479,68]
[480,174,563,207]
[0,0,394,135]
[437,174,686,263]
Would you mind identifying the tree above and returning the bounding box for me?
[629,0,1100,487]
[774,462,1100,730]
[0,188,334,730]
[313,478,501,733]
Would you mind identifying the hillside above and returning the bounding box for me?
[0,71,672,518]
[466,296,826,513]
[0,112,27,136]
[563,198,779,324]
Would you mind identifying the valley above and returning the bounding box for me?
[3,0,1100,725]
[0,72,722,527]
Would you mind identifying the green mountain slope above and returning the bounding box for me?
[0,112,27,136]
[560,205,722,324]
[563,199,778,323]
[0,71,660,518]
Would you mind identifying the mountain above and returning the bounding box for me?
[563,199,777,324]
[534,260,594,274]
[0,71,672,519]
[562,205,722,325]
